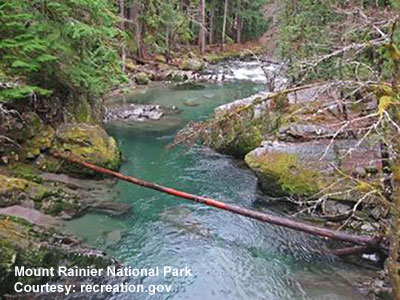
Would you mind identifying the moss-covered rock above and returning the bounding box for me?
[181,58,205,71]
[52,123,121,176]
[3,162,44,183]
[64,96,98,124]
[0,174,30,207]
[245,148,320,197]
[245,139,381,199]
[0,173,75,211]
[134,72,150,85]
[0,216,115,295]
[20,126,55,159]
[211,122,263,157]
[0,112,44,156]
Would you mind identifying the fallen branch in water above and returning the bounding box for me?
[53,152,384,252]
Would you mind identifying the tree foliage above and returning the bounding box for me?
[0,0,125,103]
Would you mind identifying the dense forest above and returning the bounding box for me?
[1,0,400,299]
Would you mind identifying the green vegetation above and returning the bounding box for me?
[245,150,320,197]
[0,0,125,103]
[277,0,399,82]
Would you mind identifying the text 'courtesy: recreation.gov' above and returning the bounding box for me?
[13,265,193,296]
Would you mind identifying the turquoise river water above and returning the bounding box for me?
[64,81,375,300]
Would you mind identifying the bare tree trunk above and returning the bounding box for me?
[120,0,126,71]
[236,16,242,44]
[235,0,241,43]
[209,7,214,45]
[131,1,144,60]
[221,0,228,51]
[198,0,206,55]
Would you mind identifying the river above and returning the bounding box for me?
[64,63,375,299]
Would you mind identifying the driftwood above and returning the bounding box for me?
[53,152,383,253]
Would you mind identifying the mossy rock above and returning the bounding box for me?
[5,112,43,144]
[0,174,30,207]
[245,147,320,197]
[64,96,97,124]
[181,58,205,71]
[0,173,62,207]
[20,126,55,159]
[212,125,263,157]
[52,123,121,176]
[208,110,266,157]
[134,72,150,85]
[0,216,114,294]
[4,162,43,183]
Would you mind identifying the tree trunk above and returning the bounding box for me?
[235,0,241,43]
[209,7,214,45]
[120,0,126,71]
[198,0,206,55]
[221,0,228,51]
[236,16,242,44]
[131,1,144,60]
[53,152,382,249]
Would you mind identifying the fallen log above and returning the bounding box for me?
[53,152,382,249]
[330,246,371,257]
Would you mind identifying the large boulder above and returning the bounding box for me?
[245,140,380,198]
[208,92,284,157]
[53,123,121,176]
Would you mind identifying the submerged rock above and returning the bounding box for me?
[53,123,121,176]
[105,104,164,122]
[183,100,200,107]
[105,229,122,246]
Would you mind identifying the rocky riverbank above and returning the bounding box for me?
[196,82,392,297]
[207,83,386,230]
[0,93,129,294]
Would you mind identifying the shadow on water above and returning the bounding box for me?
[63,81,375,299]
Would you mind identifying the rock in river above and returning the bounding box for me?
[105,104,164,122]
[53,123,122,176]
[245,139,381,199]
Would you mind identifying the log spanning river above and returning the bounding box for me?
[64,62,376,299]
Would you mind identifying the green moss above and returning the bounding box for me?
[245,152,320,197]
[181,58,204,71]
[19,125,55,159]
[75,98,93,123]
[5,163,44,183]
[0,174,30,194]
[134,72,150,85]
[209,110,267,157]
[213,124,262,157]
[52,123,121,176]
[6,112,43,143]
[36,155,62,172]
[0,216,113,293]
